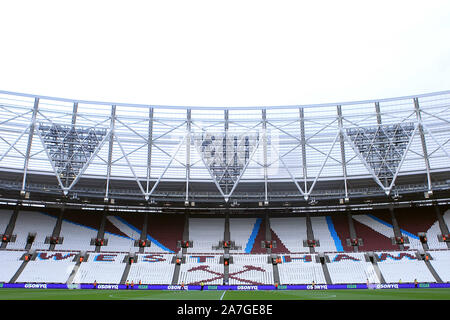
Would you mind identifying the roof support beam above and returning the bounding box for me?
[105,105,116,201]
[414,97,432,193]
[146,108,154,195]
[337,105,348,200]
[66,102,78,187]
[374,101,390,188]
[299,107,308,195]
[262,109,268,204]
[375,101,382,125]
[224,109,229,195]
[21,98,39,196]
[185,109,191,204]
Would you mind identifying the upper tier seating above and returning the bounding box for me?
[443,210,450,235]
[229,218,258,253]
[426,221,449,250]
[352,214,398,251]
[393,207,441,250]
[0,209,13,234]
[270,217,308,253]
[6,211,57,250]
[53,219,97,252]
[102,216,141,253]
[187,218,225,253]
[310,216,343,253]
[146,214,185,253]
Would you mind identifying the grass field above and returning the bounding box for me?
[0,288,450,300]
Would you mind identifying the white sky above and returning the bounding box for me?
[0,0,449,107]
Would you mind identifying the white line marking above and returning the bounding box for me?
[220,290,226,300]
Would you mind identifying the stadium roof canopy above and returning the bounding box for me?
[0,89,450,213]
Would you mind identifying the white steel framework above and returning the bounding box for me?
[0,89,449,207]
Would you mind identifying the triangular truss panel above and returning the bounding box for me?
[38,123,108,188]
[345,122,416,188]
[192,130,260,197]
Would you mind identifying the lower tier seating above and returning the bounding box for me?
[72,252,127,284]
[126,254,175,284]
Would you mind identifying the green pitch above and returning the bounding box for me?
[0,288,450,300]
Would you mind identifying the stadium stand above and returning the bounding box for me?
[0,209,13,234]
[228,254,274,285]
[178,254,223,285]
[0,250,26,282]
[16,251,77,283]
[1,90,450,289]
[250,218,269,254]
[382,207,434,250]
[352,213,399,251]
[443,210,450,235]
[426,222,449,250]
[146,214,185,253]
[103,215,140,253]
[72,252,127,284]
[277,254,326,284]
[329,214,354,252]
[375,251,436,283]
[187,218,225,253]
[310,216,343,253]
[126,253,175,284]
[5,211,57,250]
[53,211,100,252]
[53,220,97,252]
[229,218,258,253]
[326,253,379,284]
[270,217,308,253]
[428,250,450,282]
[0,208,449,286]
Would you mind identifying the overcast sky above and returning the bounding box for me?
[0,0,449,107]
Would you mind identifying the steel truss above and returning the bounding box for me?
[0,89,449,206]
